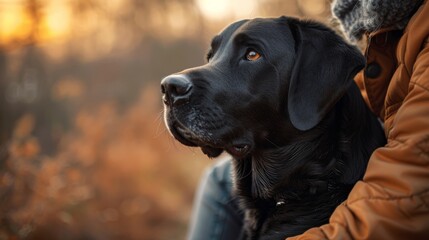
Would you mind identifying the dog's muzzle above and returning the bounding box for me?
[161,74,252,159]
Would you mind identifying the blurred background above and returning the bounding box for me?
[0,0,331,239]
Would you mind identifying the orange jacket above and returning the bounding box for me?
[289,1,429,239]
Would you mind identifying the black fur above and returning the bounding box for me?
[161,16,386,239]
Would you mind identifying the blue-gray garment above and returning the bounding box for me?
[187,158,243,240]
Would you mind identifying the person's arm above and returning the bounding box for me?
[287,43,429,240]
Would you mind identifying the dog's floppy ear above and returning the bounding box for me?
[287,19,365,131]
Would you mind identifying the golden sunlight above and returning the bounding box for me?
[298,0,327,16]
[0,0,70,45]
[0,4,31,43]
[41,1,71,41]
[196,0,258,21]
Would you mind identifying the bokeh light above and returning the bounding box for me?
[196,0,258,21]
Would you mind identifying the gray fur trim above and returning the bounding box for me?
[332,0,423,41]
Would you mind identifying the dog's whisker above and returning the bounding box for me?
[165,134,181,152]
[263,137,281,149]
[154,109,164,123]
[187,146,198,155]
[153,111,168,139]
[153,124,168,139]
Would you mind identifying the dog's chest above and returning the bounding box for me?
[232,154,350,240]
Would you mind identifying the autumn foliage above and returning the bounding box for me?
[0,85,209,239]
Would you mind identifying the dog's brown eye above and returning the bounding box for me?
[246,49,261,61]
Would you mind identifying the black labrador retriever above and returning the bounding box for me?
[161,16,386,239]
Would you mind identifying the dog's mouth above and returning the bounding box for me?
[170,123,198,147]
[169,121,252,159]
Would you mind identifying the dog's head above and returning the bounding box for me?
[161,17,364,159]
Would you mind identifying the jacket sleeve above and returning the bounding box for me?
[287,42,429,240]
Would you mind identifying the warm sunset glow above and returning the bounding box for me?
[298,0,327,16]
[196,0,258,21]
[42,1,71,40]
[0,0,71,44]
[0,4,31,43]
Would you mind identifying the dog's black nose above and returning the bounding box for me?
[161,75,193,106]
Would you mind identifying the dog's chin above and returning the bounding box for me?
[168,123,198,147]
[200,146,224,158]
[168,123,224,158]
[168,121,253,159]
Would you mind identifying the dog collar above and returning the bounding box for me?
[275,180,351,207]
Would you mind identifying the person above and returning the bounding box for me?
[187,0,429,239]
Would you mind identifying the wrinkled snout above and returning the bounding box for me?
[161,74,193,106]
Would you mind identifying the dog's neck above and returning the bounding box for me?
[232,83,384,206]
[231,126,354,239]
[231,84,386,239]
[232,121,347,204]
